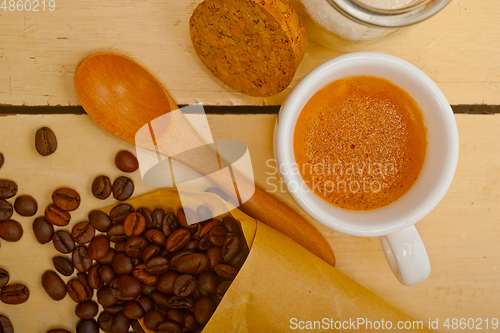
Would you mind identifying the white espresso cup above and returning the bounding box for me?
[274,52,459,285]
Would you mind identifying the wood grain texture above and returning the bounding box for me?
[0,114,498,332]
[0,0,499,106]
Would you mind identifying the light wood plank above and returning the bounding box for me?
[0,0,499,106]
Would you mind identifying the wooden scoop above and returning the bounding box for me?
[74,52,335,266]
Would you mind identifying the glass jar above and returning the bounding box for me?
[288,0,451,49]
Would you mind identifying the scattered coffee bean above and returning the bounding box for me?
[214,263,239,279]
[75,300,99,319]
[45,204,71,226]
[87,264,104,290]
[0,180,17,200]
[123,212,145,237]
[52,230,76,254]
[131,319,146,333]
[0,153,4,169]
[0,283,29,304]
[72,221,95,244]
[173,274,197,297]
[0,268,9,289]
[115,151,139,173]
[67,279,91,303]
[52,188,81,211]
[156,320,182,332]
[98,311,115,332]
[76,319,99,333]
[96,248,116,265]
[35,126,57,156]
[109,203,134,223]
[88,210,112,232]
[222,232,242,262]
[91,175,112,200]
[194,296,216,325]
[97,286,119,307]
[144,228,166,246]
[112,176,134,201]
[0,314,13,333]
[0,200,13,221]
[87,235,110,260]
[73,246,93,273]
[47,329,72,333]
[33,216,55,244]
[132,263,157,286]
[0,219,23,242]
[107,223,127,243]
[111,252,134,276]
[42,270,67,301]
[216,280,231,299]
[146,256,170,275]
[124,236,148,258]
[52,256,75,276]
[111,311,131,333]
[14,194,38,216]
[166,228,191,252]
[143,310,165,330]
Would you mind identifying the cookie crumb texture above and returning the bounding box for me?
[190,0,307,97]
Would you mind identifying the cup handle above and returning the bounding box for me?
[379,225,431,286]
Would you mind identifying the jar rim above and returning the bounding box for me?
[327,0,451,27]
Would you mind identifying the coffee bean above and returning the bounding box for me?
[99,264,116,285]
[222,233,242,262]
[205,186,228,201]
[208,226,228,247]
[14,194,38,216]
[0,200,13,221]
[198,272,218,294]
[216,280,231,299]
[52,230,76,254]
[0,283,29,304]
[110,275,141,300]
[111,311,131,333]
[0,315,13,333]
[72,221,95,244]
[222,215,243,234]
[75,300,99,319]
[88,210,112,232]
[194,297,216,325]
[124,236,148,258]
[42,270,67,301]
[0,153,3,169]
[76,319,99,333]
[112,176,134,201]
[115,241,126,252]
[98,311,115,332]
[33,216,55,244]
[52,187,81,212]
[115,151,139,173]
[214,263,239,279]
[0,268,9,289]
[123,300,145,319]
[157,271,178,294]
[176,253,209,274]
[97,248,116,265]
[143,311,165,330]
[91,175,112,200]
[47,329,72,333]
[112,252,134,276]
[87,235,110,260]
[0,219,23,242]
[97,286,119,307]
[87,264,103,290]
[199,219,223,238]
[132,263,157,286]
[77,272,94,300]
[166,229,191,252]
[206,247,223,269]
[144,229,166,247]
[131,319,146,333]
[162,212,178,236]
[109,204,134,222]
[146,256,170,275]
[173,274,196,297]
[137,207,153,230]
[35,126,57,156]
[53,256,75,276]
[151,208,165,230]
[184,312,199,332]
[166,309,184,326]
[103,302,125,315]
[0,180,17,200]
[230,244,250,268]
[67,279,90,303]
[141,244,161,263]
[156,320,182,333]
[107,223,127,243]
[198,234,213,251]
[167,295,195,309]
[124,212,146,237]
[73,246,93,273]
[45,204,71,226]
[169,251,192,270]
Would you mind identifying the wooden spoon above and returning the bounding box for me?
[74,52,335,266]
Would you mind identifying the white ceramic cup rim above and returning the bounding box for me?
[275,52,459,237]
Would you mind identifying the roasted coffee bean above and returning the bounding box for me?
[142,284,157,296]
[77,272,94,300]
[124,212,146,237]
[156,320,182,333]
[208,226,228,247]
[143,310,165,330]
[142,244,161,263]
[151,208,165,230]
[205,186,228,201]
[75,300,99,319]
[67,278,90,303]
[192,282,209,299]
[197,205,213,223]
[35,126,57,156]
[194,297,216,325]
[0,268,9,289]
[87,235,110,260]
[166,229,191,252]
[166,309,184,326]
[173,274,197,297]
[47,329,71,333]
[76,319,99,333]
[109,204,135,222]
[167,295,195,309]
[52,230,75,254]
[45,204,71,226]
[123,300,146,319]
[0,315,13,333]
[111,311,131,333]
[199,219,223,238]
[112,176,134,201]
[103,302,125,315]
[183,240,199,252]
[72,222,95,244]
[0,180,18,200]
[107,222,127,243]
[33,216,55,244]
[14,194,38,216]
[222,215,243,235]
[97,248,116,265]
[0,219,23,242]
[42,270,67,301]
[162,212,178,236]
[146,256,170,275]
[198,234,213,251]
[169,251,192,270]
[91,175,112,200]
[0,153,3,169]
[88,210,112,232]
[184,312,199,332]
[229,244,250,268]
[52,188,81,211]
[222,233,242,262]
[87,264,103,290]
[176,253,209,274]
[214,263,239,279]
[116,275,142,299]
[73,246,93,273]
[112,252,134,275]
[206,247,223,269]
[0,199,13,221]
[132,263,158,286]
[97,286,119,307]
[157,270,178,294]
[115,241,126,252]
[52,256,75,276]
[137,295,155,313]
[0,283,29,304]
[177,208,199,232]
[144,229,166,246]
[150,291,170,309]
[136,207,153,230]
[115,150,139,173]
[198,272,218,294]
[98,311,115,332]
[131,319,146,333]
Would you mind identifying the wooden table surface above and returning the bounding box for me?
[0,0,499,106]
